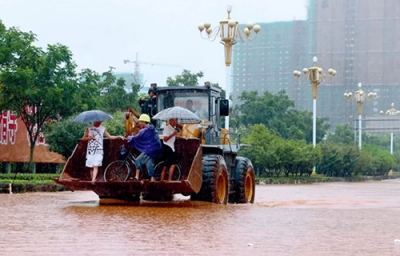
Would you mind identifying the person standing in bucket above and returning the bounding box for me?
[160,118,179,182]
[127,114,162,182]
[83,121,124,183]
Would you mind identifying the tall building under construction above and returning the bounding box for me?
[232,0,400,131]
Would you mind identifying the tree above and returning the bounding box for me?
[235,89,330,143]
[100,68,135,113]
[318,142,351,177]
[240,124,320,177]
[73,67,141,114]
[241,124,284,177]
[166,70,204,86]
[364,133,391,150]
[45,112,125,159]
[326,123,355,145]
[274,109,330,143]
[0,22,78,172]
[280,140,319,177]
[73,68,103,112]
[236,90,294,127]
[363,144,394,176]
[44,116,87,159]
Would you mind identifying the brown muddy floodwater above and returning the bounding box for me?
[1,180,400,256]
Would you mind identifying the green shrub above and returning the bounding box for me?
[0,173,67,193]
[1,182,67,193]
[0,173,59,182]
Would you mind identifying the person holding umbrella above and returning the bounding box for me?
[160,118,179,182]
[152,106,202,181]
[82,121,124,183]
[127,114,162,182]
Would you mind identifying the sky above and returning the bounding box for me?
[0,0,307,89]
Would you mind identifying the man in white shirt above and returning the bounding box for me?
[160,118,178,182]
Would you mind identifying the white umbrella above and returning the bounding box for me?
[152,106,202,124]
[72,110,113,123]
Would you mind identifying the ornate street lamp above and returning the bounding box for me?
[344,83,377,149]
[380,103,399,155]
[198,5,260,130]
[293,56,336,148]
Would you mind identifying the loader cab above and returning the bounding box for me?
[154,86,229,144]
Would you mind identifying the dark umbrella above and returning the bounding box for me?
[72,110,113,123]
[152,106,202,124]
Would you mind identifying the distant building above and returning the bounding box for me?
[232,21,310,110]
[365,115,400,134]
[232,0,400,131]
[113,72,143,93]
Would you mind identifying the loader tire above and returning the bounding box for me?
[229,157,255,204]
[191,154,229,204]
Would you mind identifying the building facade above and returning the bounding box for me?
[232,21,310,111]
[232,0,400,131]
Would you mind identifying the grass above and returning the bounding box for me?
[0,173,66,193]
[255,171,400,184]
[0,173,60,183]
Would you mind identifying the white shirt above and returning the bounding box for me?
[86,125,105,155]
[162,124,176,152]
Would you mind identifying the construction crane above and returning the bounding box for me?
[123,52,180,83]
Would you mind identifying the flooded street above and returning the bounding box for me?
[1,180,400,256]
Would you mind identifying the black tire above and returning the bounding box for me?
[153,161,182,181]
[229,157,255,204]
[191,154,229,204]
[104,160,131,182]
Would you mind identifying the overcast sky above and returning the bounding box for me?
[0,0,307,89]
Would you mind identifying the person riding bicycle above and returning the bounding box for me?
[127,114,162,182]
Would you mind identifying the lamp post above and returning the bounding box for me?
[344,83,377,149]
[198,5,260,130]
[293,56,336,148]
[381,103,399,155]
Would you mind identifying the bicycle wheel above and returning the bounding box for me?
[104,160,131,182]
[154,161,182,181]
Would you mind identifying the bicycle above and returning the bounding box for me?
[104,146,182,182]
[103,146,136,182]
[153,161,182,182]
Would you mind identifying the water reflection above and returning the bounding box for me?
[1,180,400,256]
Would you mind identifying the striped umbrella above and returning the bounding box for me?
[152,106,202,124]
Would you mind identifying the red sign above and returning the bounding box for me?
[0,110,65,163]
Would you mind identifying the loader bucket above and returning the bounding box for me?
[52,137,203,201]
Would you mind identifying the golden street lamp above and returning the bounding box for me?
[293,56,336,148]
[198,5,260,130]
[380,103,399,155]
[344,82,377,149]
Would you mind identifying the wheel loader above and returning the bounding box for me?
[53,84,255,204]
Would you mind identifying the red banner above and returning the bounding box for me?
[0,110,65,163]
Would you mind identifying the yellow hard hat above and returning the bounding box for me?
[138,114,151,123]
